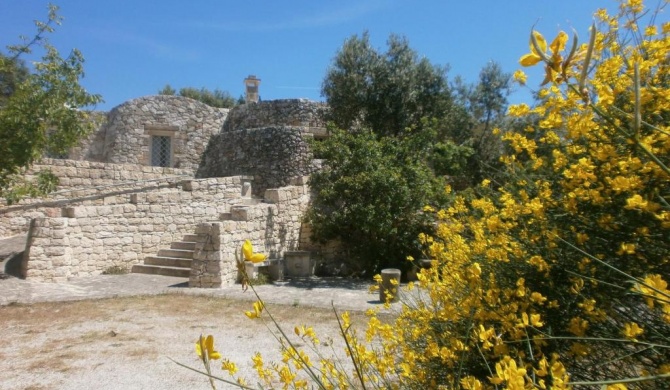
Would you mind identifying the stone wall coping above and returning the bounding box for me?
[0,175,254,216]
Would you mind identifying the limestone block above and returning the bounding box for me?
[103,237,120,246]
[29,246,44,256]
[51,255,72,267]
[45,246,67,256]
[51,228,67,239]
[182,181,196,191]
[95,206,113,216]
[121,252,138,261]
[264,189,280,204]
[49,237,70,247]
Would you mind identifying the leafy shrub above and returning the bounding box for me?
[360,1,670,388]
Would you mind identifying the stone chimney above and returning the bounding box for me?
[244,75,261,103]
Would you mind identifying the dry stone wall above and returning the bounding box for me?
[23,176,251,281]
[190,179,311,287]
[99,95,228,169]
[3,97,337,283]
[223,99,328,134]
[28,158,194,193]
[0,159,193,238]
[197,126,317,196]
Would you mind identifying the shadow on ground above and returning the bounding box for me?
[0,234,27,279]
[281,276,373,290]
[168,276,374,291]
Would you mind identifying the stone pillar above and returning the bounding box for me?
[379,268,402,303]
[25,217,74,282]
[189,222,223,288]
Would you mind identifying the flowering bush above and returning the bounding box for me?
[181,1,670,388]
[361,0,670,387]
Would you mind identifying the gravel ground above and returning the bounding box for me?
[0,294,375,390]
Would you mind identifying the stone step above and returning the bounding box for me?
[157,248,194,259]
[144,256,192,269]
[170,241,196,251]
[182,234,200,242]
[131,264,190,278]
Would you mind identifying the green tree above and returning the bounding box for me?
[311,33,475,273]
[322,32,456,137]
[306,127,446,274]
[0,55,29,106]
[454,62,512,185]
[157,83,176,95]
[158,84,236,108]
[0,4,102,204]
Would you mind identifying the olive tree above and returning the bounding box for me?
[0,4,102,203]
[322,32,455,137]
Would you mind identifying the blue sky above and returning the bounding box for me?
[1,1,622,111]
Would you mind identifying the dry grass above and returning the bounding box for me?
[0,293,372,390]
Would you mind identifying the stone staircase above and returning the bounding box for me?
[131,234,199,277]
[129,183,265,280]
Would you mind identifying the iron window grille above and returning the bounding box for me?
[151,135,171,167]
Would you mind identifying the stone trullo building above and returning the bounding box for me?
[0,94,339,287]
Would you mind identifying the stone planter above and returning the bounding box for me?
[379,268,402,303]
[285,251,314,277]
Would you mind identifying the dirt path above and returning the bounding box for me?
[0,294,371,390]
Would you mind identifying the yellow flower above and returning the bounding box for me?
[245,300,265,319]
[461,376,483,390]
[635,274,670,308]
[522,312,544,327]
[625,194,648,210]
[221,359,238,375]
[342,311,351,328]
[549,357,570,388]
[535,357,549,377]
[295,325,320,344]
[195,334,221,360]
[606,384,628,390]
[513,70,527,85]
[520,30,570,84]
[530,292,547,305]
[242,239,253,260]
[644,26,657,36]
[249,253,267,262]
[520,31,548,66]
[490,356,527,390]
[252,352,264,370]
[568,317,589,336]
[622,322,644,340]
[622,0,643,13]
[549,31,568,59]
[617,242,636,255]
[278,365,297,385]
[242,240,267,263]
